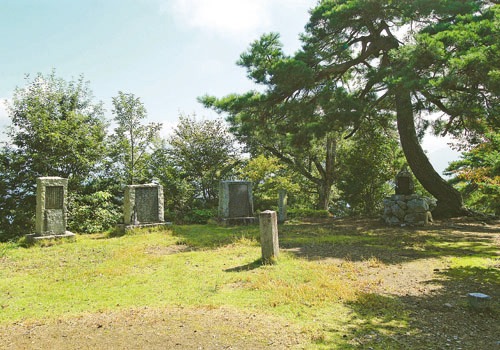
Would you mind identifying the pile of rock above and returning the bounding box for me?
[383,194,436,226]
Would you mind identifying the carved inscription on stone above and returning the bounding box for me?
[135,187,159,223]
[228,183,251,217]
[36,177,68,235]
[45,186,64,209]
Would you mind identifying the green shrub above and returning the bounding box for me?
[287,208,330,219]
[182,209,217,224]
[68,191,121,233]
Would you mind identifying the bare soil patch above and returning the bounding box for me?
[0,307,306,350]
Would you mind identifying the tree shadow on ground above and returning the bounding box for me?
[323,264,500,350]
[280,217,499,265]
[224,258,263,272]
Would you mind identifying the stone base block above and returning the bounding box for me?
[219,217,257,226]
[467,292,492,309]
[25,231,76,243]
[116,222,171,233]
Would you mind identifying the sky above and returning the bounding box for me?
[0,0,460,175]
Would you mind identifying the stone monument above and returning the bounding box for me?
[123,183,165,229]
[218,180,255,225]
[382,167,436,226]
[28,177,74,241]
[395,166,414,195]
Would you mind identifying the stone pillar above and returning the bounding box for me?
[278,190,287,224]
[36,177,68,235]
[259,210,279,263]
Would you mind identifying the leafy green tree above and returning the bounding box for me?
[202,70,350,210]
[238,154,300,210]
[7,72,107,187]
[445,133,500,215]
[167,115,241,207]
[147,138,196,221]
[0,72,108,239]
[203,0,498,218]
[337,123,404,215]
[110,91,162,185]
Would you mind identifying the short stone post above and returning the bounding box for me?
[259,210,279,264]
[278,190,287,224]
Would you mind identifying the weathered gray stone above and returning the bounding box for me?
[124,184,164,225]
[36,177,68,236]
[259,210,279,263]
[218,181,254,219]
[383,198,393,207]
[425,197,437,211]
[467,292,492,309]
[393,194,406,202]
[386,216,401,225]
[407,198,429,212]
[397,201,408,210]
[395,166,414,195]
[392,204,406,219]
[404,212,428,224]
[383,193,434,226]
[277,189,287,224]
[384,207,393,216]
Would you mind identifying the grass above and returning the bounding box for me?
[0,218,498,349]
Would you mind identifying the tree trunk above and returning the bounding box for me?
[316,135,336,211]
[317,182,332,211]
[395,87,466,218]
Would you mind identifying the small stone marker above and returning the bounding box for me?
[278,189,287,224]
[395,166,414,195]
[467,292,492,309]
[259,210,279,263]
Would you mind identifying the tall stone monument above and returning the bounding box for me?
[218,180,255,225]
[31,177,74,240]
[123,183,164,228]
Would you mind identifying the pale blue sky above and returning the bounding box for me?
[0,0,459,174]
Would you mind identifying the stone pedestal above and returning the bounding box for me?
[383,194,436,226]
[259,210,279,263]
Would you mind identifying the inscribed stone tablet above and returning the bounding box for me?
[135,187,159,223]
[228,183,251,217]
[45,186,64,209]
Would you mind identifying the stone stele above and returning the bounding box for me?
[35,177,69,236]
[218,181,255,224]
[124,183,164,225]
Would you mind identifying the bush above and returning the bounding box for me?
[182,209,218,224]
[68,191,121,233]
